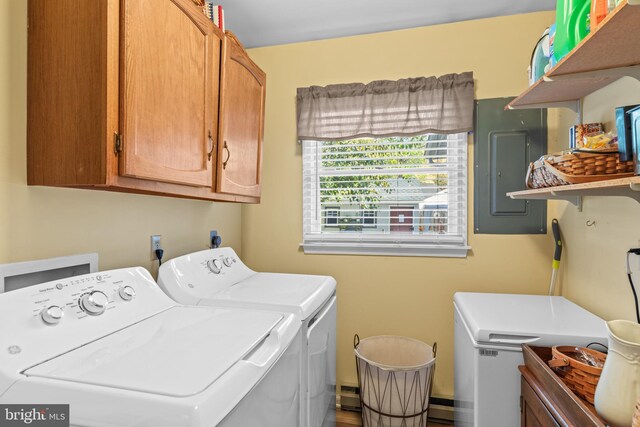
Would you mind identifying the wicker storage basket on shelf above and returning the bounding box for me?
[548,346,607,404]
[526,150,635,189]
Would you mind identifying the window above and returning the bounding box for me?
[323,207,340,227]
[297,72,474,257]
[362,209,376,227]
[302,133,468,257]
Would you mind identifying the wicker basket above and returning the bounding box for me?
[526,150,635,189]
[548,346,606,404]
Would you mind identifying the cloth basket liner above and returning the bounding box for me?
[354,335,436,427]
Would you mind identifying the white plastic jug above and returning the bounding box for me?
[594,320,640,427]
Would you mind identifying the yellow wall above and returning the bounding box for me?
[0,0,12,262]
[245,12,557,398]
[553,77,640,321]
[0,1,242,273]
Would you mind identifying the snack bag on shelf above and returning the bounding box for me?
[583,131,618,150]
[569,123,604,148]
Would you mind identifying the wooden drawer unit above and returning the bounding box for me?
[519,345,606,427]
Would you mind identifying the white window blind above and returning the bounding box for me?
[302,133,470,257]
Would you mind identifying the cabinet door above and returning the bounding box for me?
[120,0,219,187]
[217,33,266,197]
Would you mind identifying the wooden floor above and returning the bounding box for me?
[335,409,450,427]
[335,409,362,426]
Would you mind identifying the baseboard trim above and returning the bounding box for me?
[337,388,454,423]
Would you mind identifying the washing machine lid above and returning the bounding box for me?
[453,292,607,347]
[201,273,336,319]
[23,306,283,397]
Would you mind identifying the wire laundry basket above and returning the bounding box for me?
[354,334,437,427]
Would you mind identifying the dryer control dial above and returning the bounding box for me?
[207,259,222,274]
[118,286,136,301]
[79,291,109,315]
[40,305,64,325]
[223,257,233,267]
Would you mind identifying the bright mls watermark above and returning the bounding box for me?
[0,405,69,426]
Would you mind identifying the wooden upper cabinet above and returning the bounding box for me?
[120,0,220,187]
[27,0,262,203]
[217,32,266,198]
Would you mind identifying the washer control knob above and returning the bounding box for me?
[118,286,136,301]
[223,257,233,267]
[207,259,222,274]
[80,291,109,315]
[41,305,64,325]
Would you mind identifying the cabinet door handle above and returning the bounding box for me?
[223,141,231,169]
[207,131,214,161]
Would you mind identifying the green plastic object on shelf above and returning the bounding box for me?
[553,0,592,63]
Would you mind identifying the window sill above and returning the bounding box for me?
[300,242,470,258]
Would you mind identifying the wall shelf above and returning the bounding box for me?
[507,0,640,111]
[506,0,640,208]
[507,176,640,204]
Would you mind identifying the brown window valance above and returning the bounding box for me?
[296,72,475,141]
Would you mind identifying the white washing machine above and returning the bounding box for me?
[0,267,302,427]
[157,247,337,427]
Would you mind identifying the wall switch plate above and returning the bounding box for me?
[150,235,162,261]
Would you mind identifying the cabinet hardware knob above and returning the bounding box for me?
[223,141,231,169]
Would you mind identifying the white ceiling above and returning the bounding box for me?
[216,0,556,48]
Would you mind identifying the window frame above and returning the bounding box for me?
[301,133,471,258]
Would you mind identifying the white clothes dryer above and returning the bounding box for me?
[0,267,301,427]
[157,247,337,427]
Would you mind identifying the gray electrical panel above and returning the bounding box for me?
[474,97,547,234]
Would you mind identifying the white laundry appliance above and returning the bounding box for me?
[157,247,337,427]
[0,253,98,292]
[0,267,302,427]
[454,292,608,427]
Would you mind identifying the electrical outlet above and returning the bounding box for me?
[151,235,162,261]
[209,230,217,248]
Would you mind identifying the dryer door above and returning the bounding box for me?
[211,273,336,319]
[307,296,336,427]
